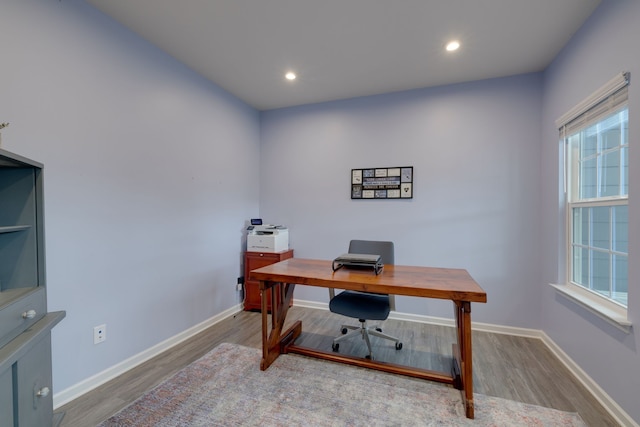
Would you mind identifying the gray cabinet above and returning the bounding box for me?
[0,149,65,427]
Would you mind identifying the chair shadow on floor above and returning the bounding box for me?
[293,330,455,374]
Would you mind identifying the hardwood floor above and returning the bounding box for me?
[58,306,619,426]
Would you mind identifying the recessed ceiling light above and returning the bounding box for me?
[446,40,460,52]
[285,72,297,81]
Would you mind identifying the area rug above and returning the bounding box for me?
[98,342,586,426]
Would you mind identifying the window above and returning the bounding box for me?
[559,73,629,309]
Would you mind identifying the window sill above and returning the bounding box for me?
[549,283,632,333]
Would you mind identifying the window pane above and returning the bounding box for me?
[582,127,597,157]
[613,205,628,253]
[600,151,621,197]
[572,246,589,286]
[573,207,589,245]
[613,254,628,305]
[620,109,629,145]
[580,157,597,199]
[591,250,610,297]
[591,207,610,250]
[601,115,622,150]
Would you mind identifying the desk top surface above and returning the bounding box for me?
[250,258,486,303]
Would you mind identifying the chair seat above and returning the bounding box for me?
[329,291,390,321]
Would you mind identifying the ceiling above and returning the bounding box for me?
[85,0,601,111]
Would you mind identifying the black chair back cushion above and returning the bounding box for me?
[329,240,394,320]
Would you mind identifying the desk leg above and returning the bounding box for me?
[260,281,300,371]
[453,301,474,419]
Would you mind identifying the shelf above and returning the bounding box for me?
[0,287,39,308]
[0,225,31,234]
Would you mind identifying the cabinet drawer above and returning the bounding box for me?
[246,256,281,277]
[0,287,46,347]
[244,249,294,312]
[245,250,294,281]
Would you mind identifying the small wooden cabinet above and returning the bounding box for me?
[244,249,293,311]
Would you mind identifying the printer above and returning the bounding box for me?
[247,225,289,252]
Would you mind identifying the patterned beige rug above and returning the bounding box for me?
[99,342,586,426]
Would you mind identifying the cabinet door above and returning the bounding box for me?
[0,365,13,427]
[243,280,263,311]
[16,335,53,427]
[0,167,41,291]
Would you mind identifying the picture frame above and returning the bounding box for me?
[351,166,413,199]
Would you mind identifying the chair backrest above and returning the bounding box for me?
[329,240,396,310]
[348,240,394,265]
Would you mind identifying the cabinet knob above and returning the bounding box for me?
[22,309,37,319]
[36,387,50,398]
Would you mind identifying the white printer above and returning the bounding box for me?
[247,224,289,252]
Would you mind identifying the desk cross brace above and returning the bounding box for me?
[260,280,476,418]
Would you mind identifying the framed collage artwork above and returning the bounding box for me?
[351,166,413,199]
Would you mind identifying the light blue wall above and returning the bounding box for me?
[260,74,543,327]
[2,0,638,423]
[541,0,640,422]
[1,0,260,392]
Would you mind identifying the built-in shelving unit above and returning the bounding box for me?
[0,148,65,426]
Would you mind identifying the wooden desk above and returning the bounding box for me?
[250,258,487,419]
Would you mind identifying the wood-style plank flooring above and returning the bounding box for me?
[57,306,619,426]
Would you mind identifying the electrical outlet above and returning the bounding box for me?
[236,277,244,291]
[236,282,243,291]
[94,324,106,344]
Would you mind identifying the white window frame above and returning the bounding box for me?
[552,72,631,332]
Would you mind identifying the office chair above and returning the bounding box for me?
[329,240,402,359]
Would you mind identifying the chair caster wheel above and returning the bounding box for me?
[395,342,403,350]
[365,354,372,360]
[332,343,339,352]
[341,328,348,334]
[375,327,382,332]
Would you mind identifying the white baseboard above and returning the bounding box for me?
[53,303,243,409]
[539,331,638,427]
[55,300,638,426]
[296,299,544,338]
